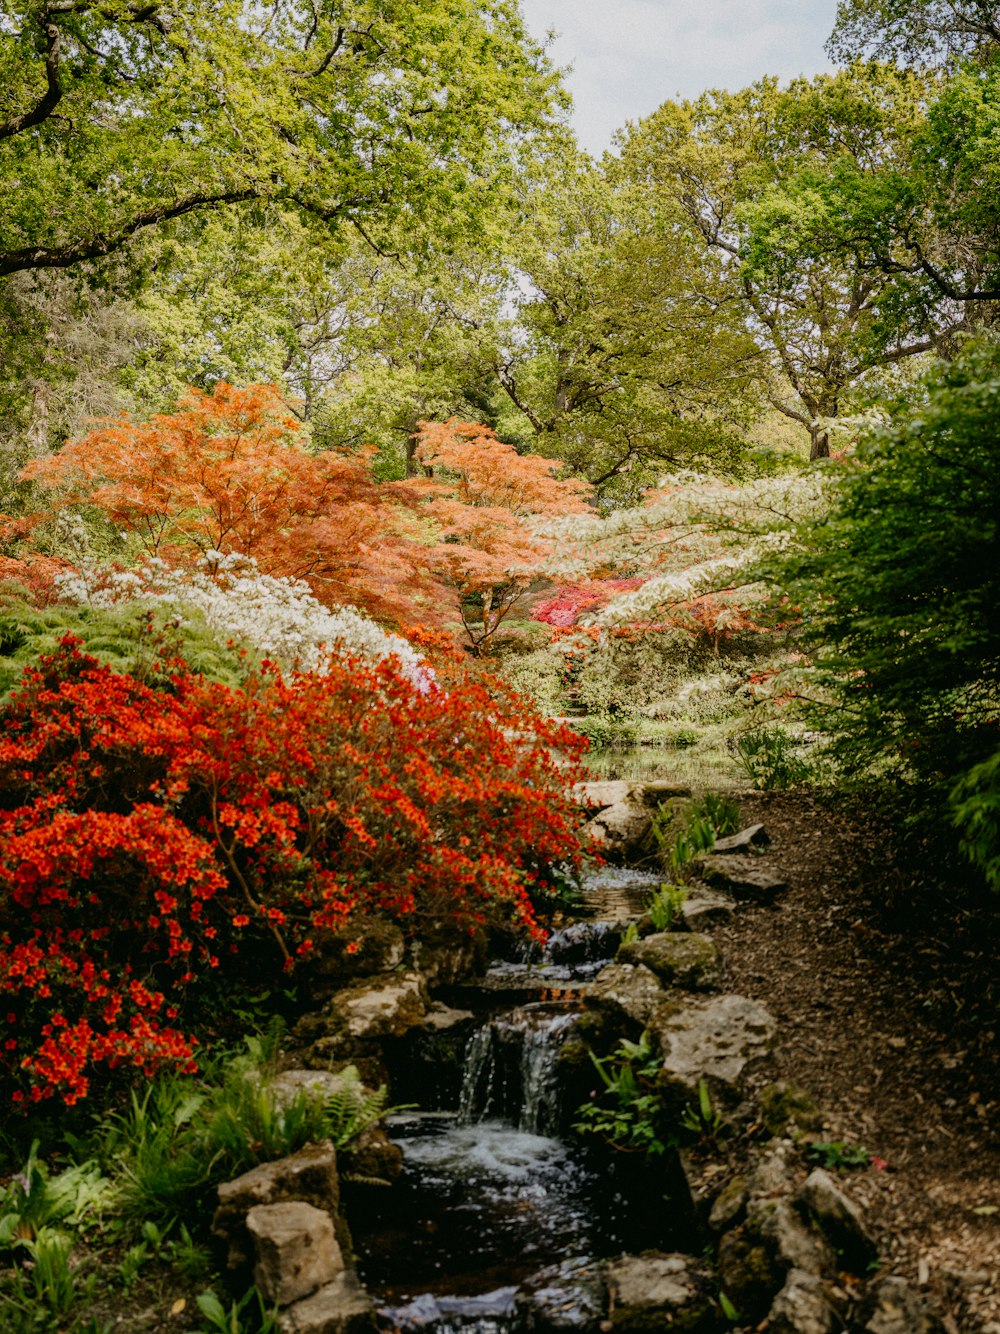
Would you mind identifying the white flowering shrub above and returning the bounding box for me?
[55,554,429,684]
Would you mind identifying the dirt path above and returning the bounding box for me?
[710,791,1000,1332]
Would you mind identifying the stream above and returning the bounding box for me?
[348,868,694,1333]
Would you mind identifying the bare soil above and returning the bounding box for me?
[713,790,1000,1333]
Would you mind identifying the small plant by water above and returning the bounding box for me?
[647,884,688,931]
[573,1032,676,1158]
[735,726,811,790]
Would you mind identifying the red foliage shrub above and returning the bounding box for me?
[0,638,588,1107]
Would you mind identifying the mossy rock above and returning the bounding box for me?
[758,1081,824,1136]
[716,1229,783,1321]
[617,932,721,991]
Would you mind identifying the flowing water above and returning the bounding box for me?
[350,867,694,1331]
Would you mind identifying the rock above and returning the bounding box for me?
[648,994,777,1101]
[712,823,769,854]
[617,931,722,991]
[247,1201,343,1307]
[420,1002,475,1032]
[768,1269,839,1334]
[337,1122,403,1184]
[517,1258,605,1333]
[549,919,626,965]
[277,1270,377,1334]
[409,938,483,987]
[717,1228,783,1320]
[757,1201,835,1277]
[573,780,635,810]
[213,1142,340,1271]
[266,1069,361,1112]
[637,780,693,805]
[584,800,653,861]
[583,962,666,1027]
[605,1252,719,1332]
[294,973,428,1055]
[708,1176,748,1234]
[696,855,788,903]
[679,890,735,930]
[858,1277,945,1334]
[798,1168,877,1273]
[307,920,405,983]
[747,1148,795,1202]
[757,1082,824,1137]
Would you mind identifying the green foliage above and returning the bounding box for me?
[694,793,741,836]
[781,343,1000,880]
[647,885,688,932]
[735,726,811,790]
[573,1032,675,1158]
[951,749,1000,893]
[679,1079,728,1144]
[196,1287,278,1334]
[0,597,249,700]
[805,1140,873,1171]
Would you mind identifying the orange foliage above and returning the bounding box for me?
[23,384,447,627]
[413,420,592,652]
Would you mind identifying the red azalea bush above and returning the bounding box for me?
[0,637,588,1107]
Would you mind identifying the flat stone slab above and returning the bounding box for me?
[696,854,788,903]
[649,994,777,1098]
[605,1253,716,1332]
[712,822,769,854]
[680,889,735,929]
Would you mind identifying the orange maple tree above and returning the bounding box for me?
[23,383,445,627]
[413,419,592,653]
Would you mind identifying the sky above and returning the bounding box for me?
[518,0,839,155]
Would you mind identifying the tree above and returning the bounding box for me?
[488,144,760,498]
[780,341,1000,880]
[619,66,950,460]
[828,0,1000,65]
[413,418,592,652]
[22,382,446,625]
[0,0,562,279]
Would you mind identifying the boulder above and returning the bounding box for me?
[756,1200,835,1277]
[584,800,652,861]
[617,931,721,991]
[858,1277,945,1334]
[798,1168,877,1273]
[277,1270,377,1334]
[583,962,666,1027]
[213,1141,340,1271]
[768,1269,840,1334]
[293,973,428,1056]
[573,780,635,811]
[679,889,735,930]
[712,823,769,854]
[696,855,787,903]
[247,1201,343,1307]
[605,1252,720,1333]
[420,1002,475,1032]
[757,1082,824,1137]
[648,994,777,1101]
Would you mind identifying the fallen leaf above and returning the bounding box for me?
[972,1205,998,1216]
[170,1298,186,1316]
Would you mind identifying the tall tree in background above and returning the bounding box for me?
[828,0,1000,64]
[621,66,951,459]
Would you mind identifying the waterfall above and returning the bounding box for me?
[458,1006,577,1136]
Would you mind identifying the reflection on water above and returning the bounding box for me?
[582,741,740,787]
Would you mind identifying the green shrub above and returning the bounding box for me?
[735,726,810,790]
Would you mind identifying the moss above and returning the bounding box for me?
[758,1081,824,1137]
[716,1229,782,1320]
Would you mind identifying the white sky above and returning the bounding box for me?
[519,0,839,155]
